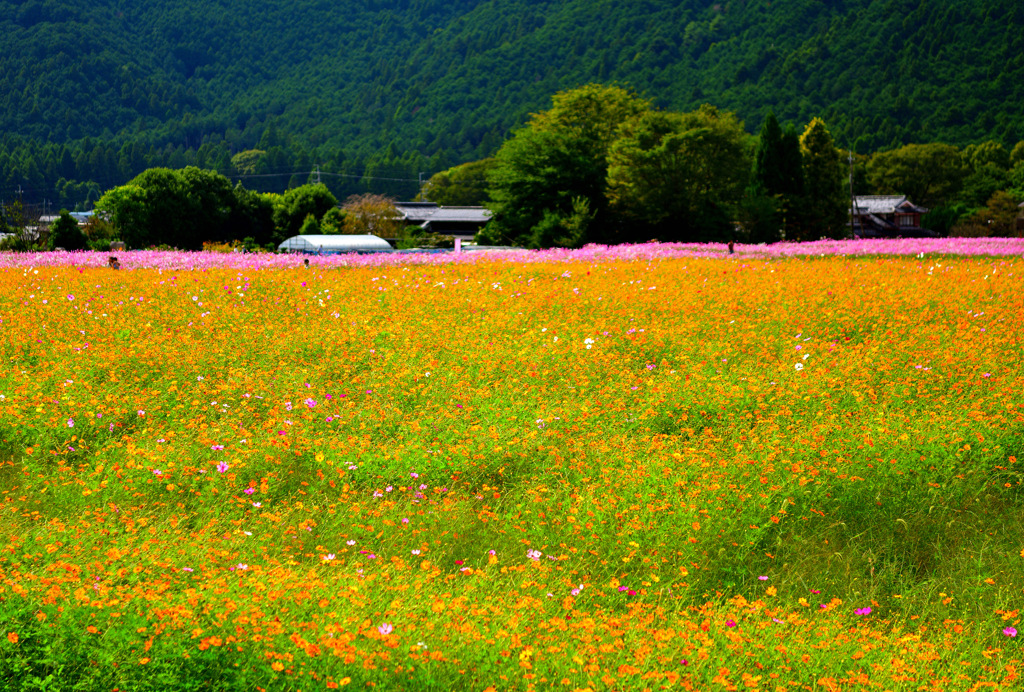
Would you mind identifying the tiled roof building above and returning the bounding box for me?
[852,195,935,238]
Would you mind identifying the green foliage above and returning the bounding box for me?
[963,141,1010,172]
[798,118,847,240]
[268,183,338,243]
[319,207,346,234]
[2,0,1024,219]
[751,113,801,199]
[1011,142,1024,168]
[298,213,321,235]
[47,210,87,251]
[749,113,804,241]
[485,84,649,247]
[736,190,783,244]
[866,143,967,209]
[421,158,495,206]
[950,190,1021,237]
[922,203,973,236]
[396,226,455,249]
[607,106,748,243]
[95,167,281,249]
[226,184,275,246]
[960,163,1009,208]
[230,149,266,175]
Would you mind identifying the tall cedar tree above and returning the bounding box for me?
[798,118,848,240]
[748,113,804,241]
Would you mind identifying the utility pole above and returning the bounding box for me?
[848,149,855,240]
[313,164,321,185]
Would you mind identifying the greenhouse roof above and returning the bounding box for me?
[277,234,393,254]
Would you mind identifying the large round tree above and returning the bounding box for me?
[606,105,749,243]
[480,84,648,248]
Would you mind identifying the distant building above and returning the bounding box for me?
[852,196,935,238]
[277,234,394,254]
[38,211,95,226]
[394,202,491,239]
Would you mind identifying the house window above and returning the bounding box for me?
[898,214,914,227]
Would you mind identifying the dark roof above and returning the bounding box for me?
[853,195,929,215]
[394,203,492,228]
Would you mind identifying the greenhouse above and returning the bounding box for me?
[277,234,394,254]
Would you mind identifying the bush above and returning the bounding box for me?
[48,211,88,251]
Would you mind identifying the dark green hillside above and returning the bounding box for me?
[1,0,1023,208]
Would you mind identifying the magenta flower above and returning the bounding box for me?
[216,461,229,473]
[855,607,872,616]
[244,487,254,495]
[725,619,737,628]
[378,623,393,636]
[1004,626,1018,637]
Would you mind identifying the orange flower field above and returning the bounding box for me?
[0,253,1022,691]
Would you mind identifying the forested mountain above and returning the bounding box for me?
[2,0,1023,209]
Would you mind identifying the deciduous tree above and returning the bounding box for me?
[421,159,494,206]
[269,184,338,242]
[341,194,404,238]
[867,143,966,209]
[606,106,748,243]
[48,210,87,251]
[482,84,648,248]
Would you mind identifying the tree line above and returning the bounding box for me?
[3,0,1024,220]
[440,85,1023,248]
[0,164,420,252]
[5,84,1023,252]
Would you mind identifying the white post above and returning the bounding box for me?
[454,237,462,253]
